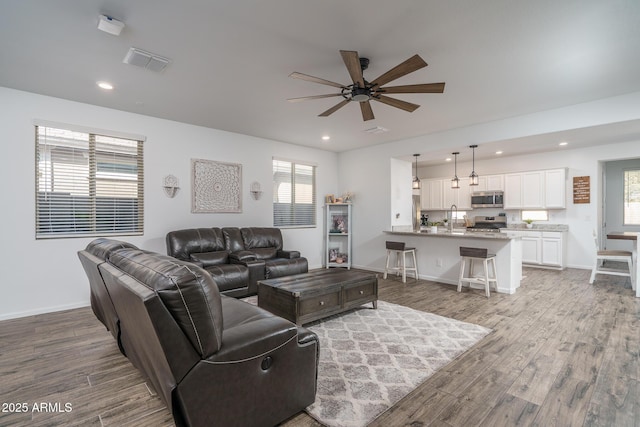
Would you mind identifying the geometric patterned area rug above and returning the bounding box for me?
[304,301,492,427]
[244,297,491,427]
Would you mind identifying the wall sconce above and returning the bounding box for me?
[469,145,479,186]
[451,151,460,189]
[412,154,421,190]
[250,181,263,200]
[163,175,180,198]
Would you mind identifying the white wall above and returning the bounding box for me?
[0,87,338,320]
[339,91,640,274]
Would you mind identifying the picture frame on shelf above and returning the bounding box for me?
[331,214,348,233]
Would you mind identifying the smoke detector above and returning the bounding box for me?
[97,15,124,36]
[123,47,170,72]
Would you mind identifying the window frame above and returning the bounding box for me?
[35,123,145,239]
[272,157,317,228]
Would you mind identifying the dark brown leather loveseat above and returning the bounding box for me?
[78,239,319,427]
[166,227,308,297]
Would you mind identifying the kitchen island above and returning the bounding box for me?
[384,229,522,294]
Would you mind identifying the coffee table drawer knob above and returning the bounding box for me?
[359,290,364,295]
[319,301,325,306]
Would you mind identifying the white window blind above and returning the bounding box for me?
[273,159,316,228]
[36,125,144,238]
[624,169,640,225]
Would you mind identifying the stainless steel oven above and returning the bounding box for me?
[471,191,504,208]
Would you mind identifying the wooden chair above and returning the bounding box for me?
[589,230,634,286]
[458,247,498,298]
[383,241,418,283]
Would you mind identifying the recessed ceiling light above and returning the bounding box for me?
[97,81,114,90]
[559,141,568,146]
[496,151,503,155]
[445,157,452,162]
[322,135,330,141]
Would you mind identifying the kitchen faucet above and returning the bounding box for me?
[449,204,457,231]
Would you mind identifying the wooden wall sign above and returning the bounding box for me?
[573,176,590,204]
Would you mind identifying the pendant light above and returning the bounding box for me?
[412,154,421,190]
[451,152,460,189]
[469,144,479,186]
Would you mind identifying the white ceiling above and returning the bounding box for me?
[2,0,640,164]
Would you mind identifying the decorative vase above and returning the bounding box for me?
[526,223,533,229]
[430,226,438,233]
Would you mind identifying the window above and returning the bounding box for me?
[273,158,316,228]
[624,169,640,225]
[521,210,548,221]
[36,124,144,238]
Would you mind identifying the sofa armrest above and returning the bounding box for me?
[229,250,257,263]
[277,250,300,259]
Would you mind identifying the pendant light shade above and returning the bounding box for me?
[451,152,460,189]
[412,154,421,190]
[469,145,479,186]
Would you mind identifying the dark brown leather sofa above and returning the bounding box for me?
[78,239,319,427]
[166,227,308,297]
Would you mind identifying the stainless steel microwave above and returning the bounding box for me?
[471,191,504,208]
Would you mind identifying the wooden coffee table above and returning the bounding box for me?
[257,269,378,325]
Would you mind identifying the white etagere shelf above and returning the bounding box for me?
[324,203,352,269]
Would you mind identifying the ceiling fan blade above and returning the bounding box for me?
[289,72,346,89]
[319,99,350,117]
[340,50,365,87]
[287,93,344,102]
[370,54,428,87]
[373,95,420,112]
[360,101,375,121]
[379,82,445,94]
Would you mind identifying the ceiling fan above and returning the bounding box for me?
[288,50,445,121]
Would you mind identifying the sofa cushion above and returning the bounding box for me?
[222,227,246,253]
[108,249,224,358]
[241,228,284,255]
[190,251,229,267]
[166,228,225,261]
[205,264,250,293]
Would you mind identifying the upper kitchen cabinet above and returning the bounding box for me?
[544,169,567,208]
[504,168,566,209]
[477,174,504,192]
[421,179,443,210]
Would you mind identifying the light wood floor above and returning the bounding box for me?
[1,267,638,426]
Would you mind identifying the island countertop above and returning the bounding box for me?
[384,230,516,240]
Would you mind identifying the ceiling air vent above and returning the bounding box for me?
[123,47,170,72]
[363,126,389,134]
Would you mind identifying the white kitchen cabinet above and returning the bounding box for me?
[521,232,542,264]
[544,169,566,208]
[504,169,562,209]
[504,173,522,209]
[421,179,443,210]
[541,231,564,266]
[500,229,566,269]
[522,171,544,208]
[476,174,504,192]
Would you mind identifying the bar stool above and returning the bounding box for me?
[383,241,418,283]
[458,247,498,298]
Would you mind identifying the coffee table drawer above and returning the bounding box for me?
[345,282,376,303]
[299,291,341,317]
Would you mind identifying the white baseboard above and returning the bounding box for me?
[0,301,90,321]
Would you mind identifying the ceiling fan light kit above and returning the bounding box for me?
[288,50,445,121]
